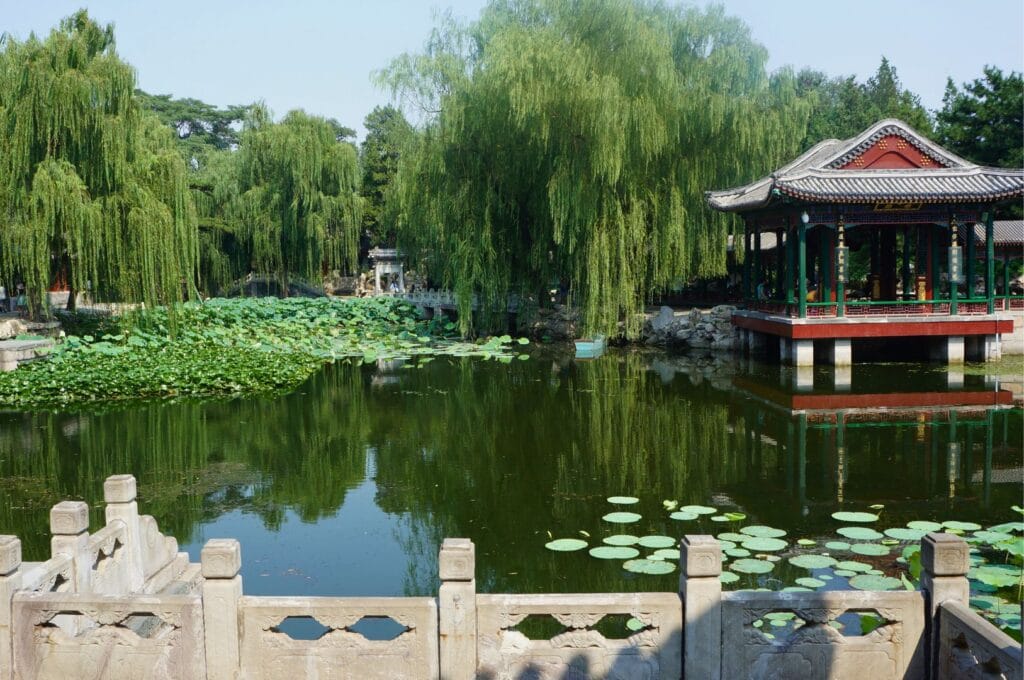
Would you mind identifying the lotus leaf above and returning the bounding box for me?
[833,569,856,577]
[851,543,889,556]
[680,505,716,515]
[836,560,873,573]
[971,530,1014,544]
[625,617,645,631]
[719,572,739,584]
[825,541,851,551]
[943,520,982,531]
[782,587,813,592]
[603,535,639,546]
[795,577,826,588]
[740,525,786,538]
[717,532,747,542]
[849,575,903,591]
[740,537,788,552]
[603,512,642,524]
[637,535,676,549]
[988,521,1024,534]
[725,548,751,558]
[729,558,774,574]
[669,511,699,521]
[906,520,943,532]
[969,564,1022,588]
[724,512,747,522]
[797,539,817,546]
[831,511,879,523]
[623,559,675,575]
[837,526,884,541]
[545,538,588,552]
[589,546,639,560]
[653,548,681,560]
[717,540,737,551]
[788,554,837,569]
[607,496,639,505]
[884,528,927,541]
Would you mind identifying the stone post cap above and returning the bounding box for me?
[0,535,21,575]
[201,539,242,578]
[103,475,137,503]
[50,501,89,536]
[922,532,969,576]
[681,535,722,578]
[439,538,475,581]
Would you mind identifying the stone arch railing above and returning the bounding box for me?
[0,476,1020,679]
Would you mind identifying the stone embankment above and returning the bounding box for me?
[642,305,737,351]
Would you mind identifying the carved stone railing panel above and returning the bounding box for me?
[475,593,682,680]
[12,592,205,680]
[18,555,74,594]
[138,515,178,583]
[84,520,129,595]
[722,590,926,680]
[237,596,438,680]
[939,601,1023,680]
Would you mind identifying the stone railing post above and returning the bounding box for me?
[50,500,91,593]
[202,539,242,680]
[680,535,722,680]
[438,538,477,680]
[0,536,21,680]
[920,532,970,678]
[103,474,144,591]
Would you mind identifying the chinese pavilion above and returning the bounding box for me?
[707,119,1024,367]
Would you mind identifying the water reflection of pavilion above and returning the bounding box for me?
[731,372,1021,513]
[709,119,1023,368]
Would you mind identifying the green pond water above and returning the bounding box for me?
[0,350,1020,604]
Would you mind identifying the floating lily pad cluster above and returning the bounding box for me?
[543,497,1023,633]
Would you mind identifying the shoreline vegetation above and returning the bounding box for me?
[0,297,528,411]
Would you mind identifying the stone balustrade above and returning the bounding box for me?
[0,475,1020,679]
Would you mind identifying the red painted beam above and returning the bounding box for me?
[790,390,1014,411]
[732,314,1013,339]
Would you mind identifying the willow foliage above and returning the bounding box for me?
[234,106,362,289]
[383,0,811,337]
[0,11,198,315]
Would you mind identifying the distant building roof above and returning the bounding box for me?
[707,119,1024,212]
[974,220,1024,246]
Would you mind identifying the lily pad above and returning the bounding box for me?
[788,554,838,570]
[724,512,747,522]
[637,535,676,549]
[725,548,751,558]
[832,511,879,523]
[607,496,640,505]
[883,528,927,541]
[669,511,699,521]
[717,540,737,551]
[942,520,982,531]
[988,521,1024,534]
[837,526,884,541]
[680,505,717,515]
[797,539,817,546]
[741,537,788,552]
[971,530,1014,544]
[969,564,1022,588]
[906,520,943,532]
[740,525,787,538]
[782,586,813,592]
[711,515,730,522]
[603,512,642,524]
[545,538,588,552]
[851,543,890,556]
[603,535,639,546]
[729,558,775,575]
[836,560,873,573]
[625,617,646,631]
[825,541,851,551]
[719,572,740,584]
[849,575,903,591]
[653,548,681,560]
[795,577,826,588]
[834,569,856,578]
[589,546,640,560]
[623,559,675,575]
[717,532,747,542]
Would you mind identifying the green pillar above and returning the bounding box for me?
[902,226,912,300]
[821,229,832,306]
[798,222,807,318]
[753,229,762,299]
[1004,251,1011,310]
[966,222,976,298]
[742,225,751,302]
[776,229,785,301]
[786,224,795,307]
[931,226,942,300]
[986,214,995,313]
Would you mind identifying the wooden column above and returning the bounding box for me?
[776,228,785,301]
[1003,250,1011,310]
[965,222,976,298]
[742,225,751,302]
[785,222,795,308]
[985,214,995,313]
[821,228,832,304]
[798,222,807,318]
[753,229,762,298]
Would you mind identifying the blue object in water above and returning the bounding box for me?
[574,335,606,358]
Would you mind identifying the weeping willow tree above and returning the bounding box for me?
[0,11,198,315]
[382,0,812,337]
[234,106,362,290]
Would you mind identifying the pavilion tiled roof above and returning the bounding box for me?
[973,220,1024,246]
[707,119,1024,212]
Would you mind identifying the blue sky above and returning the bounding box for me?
[3,1,1022,141]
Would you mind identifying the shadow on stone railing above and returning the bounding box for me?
[1,476,1021,679]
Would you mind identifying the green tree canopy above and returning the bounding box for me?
[797,57,932,149]
[0,11,197,314]
[360,105,414,248]
[234,106,362,288]
[936,66,1023,169]
[135,91,249,166]
[382,0,810,337]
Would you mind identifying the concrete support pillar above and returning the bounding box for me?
[103,475,144,592]
[374,267,381,296]
[680,536,722,680]
[438,538,477,680]
[921,533,970,678]
[778,337,791,364]
[834,366,852,391]
[947,336,965,365]
[947,368,964,389]
[983,334,1002,361]
[794,366,814,392]
[791,338,814,367]
[398,268,406,293]
[829,338,852,366]
[749,331,766,355]
[202,539,242,680]
[0,537,21,680]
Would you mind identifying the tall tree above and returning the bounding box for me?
[234,106,362,288]
[0,11,197,315]
[381,0,811,337]
[936,66,1023,169]
[360,105,414,248]
[135,91,249,166]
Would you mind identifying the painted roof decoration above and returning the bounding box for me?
[707,119,1024,212]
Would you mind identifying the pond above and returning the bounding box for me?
[0,349,1020,610]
